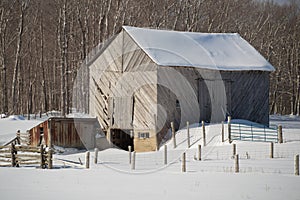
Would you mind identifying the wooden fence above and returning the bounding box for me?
[3,131,31,146]
[0,144,52,169]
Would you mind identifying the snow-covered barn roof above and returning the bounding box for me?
[123,26,275,71]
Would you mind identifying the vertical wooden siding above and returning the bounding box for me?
[29,121,49,147]
[29,118,97,149]
[228,71,270,125]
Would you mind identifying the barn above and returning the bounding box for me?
[89,26,275,152]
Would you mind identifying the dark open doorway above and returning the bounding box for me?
[110,129,134,151]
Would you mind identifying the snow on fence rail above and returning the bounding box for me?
[0,144,52,169]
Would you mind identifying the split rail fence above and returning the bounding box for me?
[0,144,52,169]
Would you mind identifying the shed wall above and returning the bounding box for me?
[28,121,49,147]
[28,118,98,149]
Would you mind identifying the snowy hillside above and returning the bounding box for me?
[0,115,299,200]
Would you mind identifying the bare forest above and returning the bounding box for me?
[0,0,299,117]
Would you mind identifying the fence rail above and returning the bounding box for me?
[230,122,278,143]
[0,144,52,169]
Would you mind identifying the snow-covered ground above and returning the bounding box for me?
[0,115,299,200]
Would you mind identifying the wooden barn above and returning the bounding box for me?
[26,117,100,150]
[89,26,275,152]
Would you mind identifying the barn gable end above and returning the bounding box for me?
[89,30,160,151]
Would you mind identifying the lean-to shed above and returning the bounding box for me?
[89,26,275,152]
[26,117,100,150]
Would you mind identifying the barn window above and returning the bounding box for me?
[138,132,150,139]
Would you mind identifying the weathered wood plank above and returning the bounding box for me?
[14,146,41,153]
[0,154,12,158]
[17,160,41,165]
[0,163,12,167]
[15,154,41,159]
[0,157,11,162]
[0,149,11,154]
[16,157,41,162]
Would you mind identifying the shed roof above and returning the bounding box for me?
[123,26,275,71]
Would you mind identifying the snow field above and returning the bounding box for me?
[54,142,299,175]
[0,115,300,200]
[1,167,299,200]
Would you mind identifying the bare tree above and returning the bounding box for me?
[57,0,69,117]
[11,1,29,114]
[0,3,10,114]
[0,0,299,117]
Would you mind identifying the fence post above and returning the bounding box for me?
[202,121,206,146]
[171,122,176,148]
[47,125,54,169]
[197,144,201,161]
[295,155,299,176]
[94,148,99,164]
[232,143,236,157]
[16,130,21,145]
[187,121,190,148]
[182,152,186,172]
[235,154,239,173]
[11,143,16,167]
[270,142,274,159]
[164,145,167,165]
[278,125,283,143]
[47,148,53,169]
[131,151,136,170]
[85,151,90,169]
[221,121,224,143]
[40,145,45,169]
[228,116,232,143]
[128,146,132,164]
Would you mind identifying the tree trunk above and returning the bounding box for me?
[0,7,8,114]
[11,2,27,114]
[59,0,68,117]
[40,14,48,113]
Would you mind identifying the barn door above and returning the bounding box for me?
[198,79,229,122]
[198,79,211,121]
[225,80,232,116]
[113,96,133,129]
